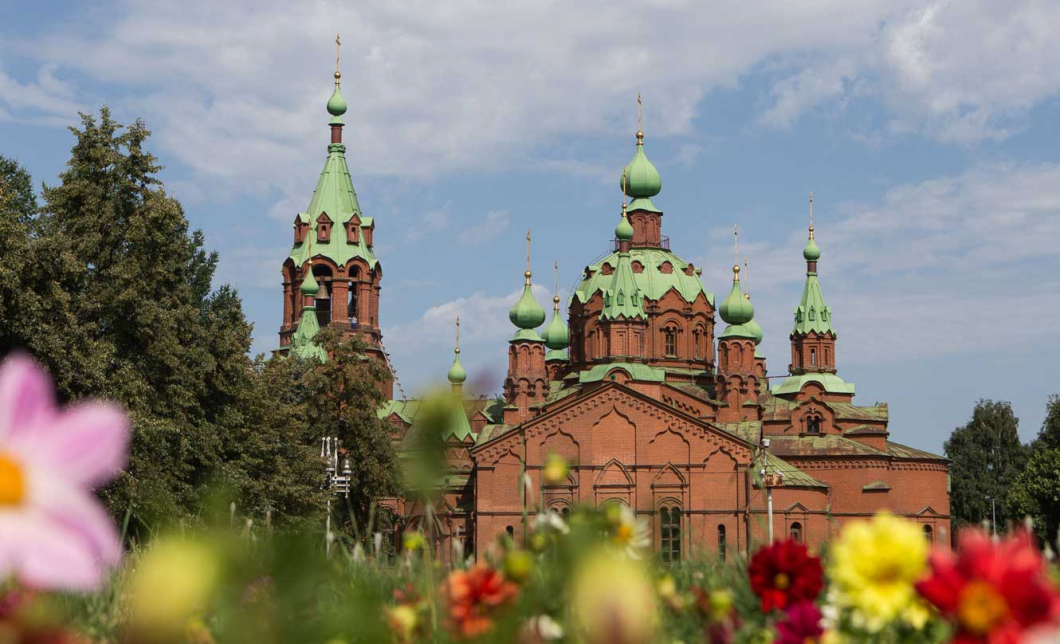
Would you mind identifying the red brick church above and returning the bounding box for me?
[279,62,950,562]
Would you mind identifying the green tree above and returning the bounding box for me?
[1007,395,1060,543]
[944,399,1028,531]
[0,156,38,351]
[303,329,401,535]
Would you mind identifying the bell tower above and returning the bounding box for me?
[279,36,393,397]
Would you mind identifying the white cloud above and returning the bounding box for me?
[459,210,509,246]
[403,202,452,244]
[701,163,1060,367]
[4,0,1058,205]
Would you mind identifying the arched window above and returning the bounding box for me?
[924,524,933,543]
[348,281,358,328]
[505,525,514,539]
[664,329,677,357]
[790,521,803,543]
[693,330,701,359]
[806,416,821,434]
[717,524,727,562]
[659,507,681,563]
[810,348,817,366]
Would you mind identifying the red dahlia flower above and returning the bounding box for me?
[776,601,824,644]
[444,563,519,638]
[748,539,824,612]
[916,530,1060,643]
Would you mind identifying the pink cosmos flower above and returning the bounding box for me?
[0,353,129,590]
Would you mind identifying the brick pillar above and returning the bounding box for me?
[503,340,547,423]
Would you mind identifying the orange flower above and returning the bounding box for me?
[444,563,519,638]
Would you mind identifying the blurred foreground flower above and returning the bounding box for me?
[916,529,1060,643]
[748,539,823,612]
[126,537,221,640]
[570,551,657,644]
[829,513,928,630]
[0,589,90,643]
[0,354,129,590]
[443,562,519,639]
[542,453,569,486]
[604,504,650,559]
[776,601,824,644]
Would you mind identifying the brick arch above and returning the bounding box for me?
[592,407,637,465]
[704,446,739,471]
[537,427,580,465]
[649,427,690,465]
[595,458,634,487]
[652,462,688,488]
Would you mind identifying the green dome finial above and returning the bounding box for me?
[448,317,467,385]
[719,227,754,325]
[622,94,661,199]
[743,258,764,345]
[804,192,820,262]
[509,231,546,333]
[718,267,754,325]
[328,34,348,118]
[300,265,320,297]
[616,171,634,240]
[543,262,569,350]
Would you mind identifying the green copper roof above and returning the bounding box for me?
[512,328,545,343]
[290,306,327,362]
[327,86,348,117]
[792,273,834,336]
[543,306,569,350]
[601,251,646,321]
[509,283,546,332]
[578,362,666,383]
[745,317,764,345]
[772,372,855,396]
[803,237,821,261]
[718,276,753,325]
[627,196,662,214]
[718,323,758,340]
[287,141,377,271]
[443,395,473,441]
[300,269,320,296]
[615,214,634,241]
[574,248,713,308]
[545,348,569,362]
[763,453,829,489]
[623,142,661,199]
[447,353,467,384]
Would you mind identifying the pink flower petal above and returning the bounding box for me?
[34,477,123,567]
[14,402,129,488]
[0,513,107,591]
[0,354,56,442]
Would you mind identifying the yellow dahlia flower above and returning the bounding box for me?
[829,513,928,631]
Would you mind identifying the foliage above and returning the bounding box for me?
[0,112,392,536]
[1007,397,1060,545]
[944,399,1028,531]
[303,328,402,534]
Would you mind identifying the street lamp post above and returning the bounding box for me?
[985,494,997,539]
[321,436,352,558]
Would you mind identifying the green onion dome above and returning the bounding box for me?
[745,314,764,345]
[615,214,634,241]
[509,279,546,330]
[718,269,754,326]
[543,301,569,350]
[803,236,821,262]
[327,85,348,117]
[447,352,467,384]
[300,269,320,297]
[622,142,662,199]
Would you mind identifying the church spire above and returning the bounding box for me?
[718,225,754,329]
[603,174,645,321]
[792,194,834,338]
[448,316,467,394]
[543,260,570,354]
[622,94,662,214]
[508,230,546,341]
[327,34,348,140]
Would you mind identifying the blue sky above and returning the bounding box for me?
[3,0,1060,453]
